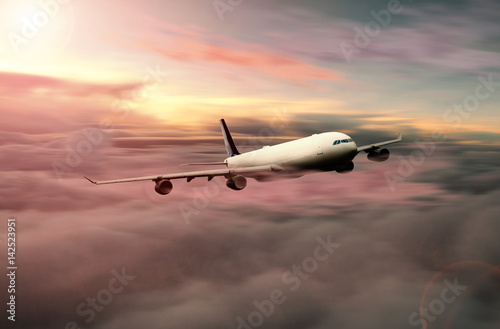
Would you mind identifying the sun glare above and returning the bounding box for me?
[2,0,75,62]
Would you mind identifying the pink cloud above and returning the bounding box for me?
[104,14,343,86]
[0,71,143,98]
[146,38,341,84]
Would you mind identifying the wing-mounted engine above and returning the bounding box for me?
[226,175,247,190]
[367,148,390,162]
[154,179,173,195]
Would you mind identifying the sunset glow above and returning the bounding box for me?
[1,1,500,328]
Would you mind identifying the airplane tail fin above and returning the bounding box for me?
[220,119,240,157]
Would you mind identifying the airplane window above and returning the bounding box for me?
[348,138,353,142]
[341,139,348,143]
[333,140,339,145]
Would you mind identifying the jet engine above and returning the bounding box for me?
[336,161,354,174]
[367,148,390,162]
[226,175,247,191]
[154,179,173,195]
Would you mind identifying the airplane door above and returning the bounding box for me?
[317,136,324,155]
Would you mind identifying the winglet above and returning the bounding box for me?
[397,133,403,141]
[84,176,97,184]
[220,119,240,157]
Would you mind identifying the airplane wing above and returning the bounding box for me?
[356,133,402,153]
[84,165,284,185]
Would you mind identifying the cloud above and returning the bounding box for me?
[127,21,343,86]
[413,144,500,195]
[2,120,499,328]
[0,71,143,98]
[319,0,500,73]
[8,171,500,329]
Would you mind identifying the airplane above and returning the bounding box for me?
[85,119,402,195]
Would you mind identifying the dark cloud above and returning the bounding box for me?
[412,144,500,195]
[295,0,500,74]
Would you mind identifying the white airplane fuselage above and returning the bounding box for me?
[226,132,357,173]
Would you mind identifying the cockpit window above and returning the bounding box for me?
[334,139,353,145]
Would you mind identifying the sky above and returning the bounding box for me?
[1,0,500,328]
